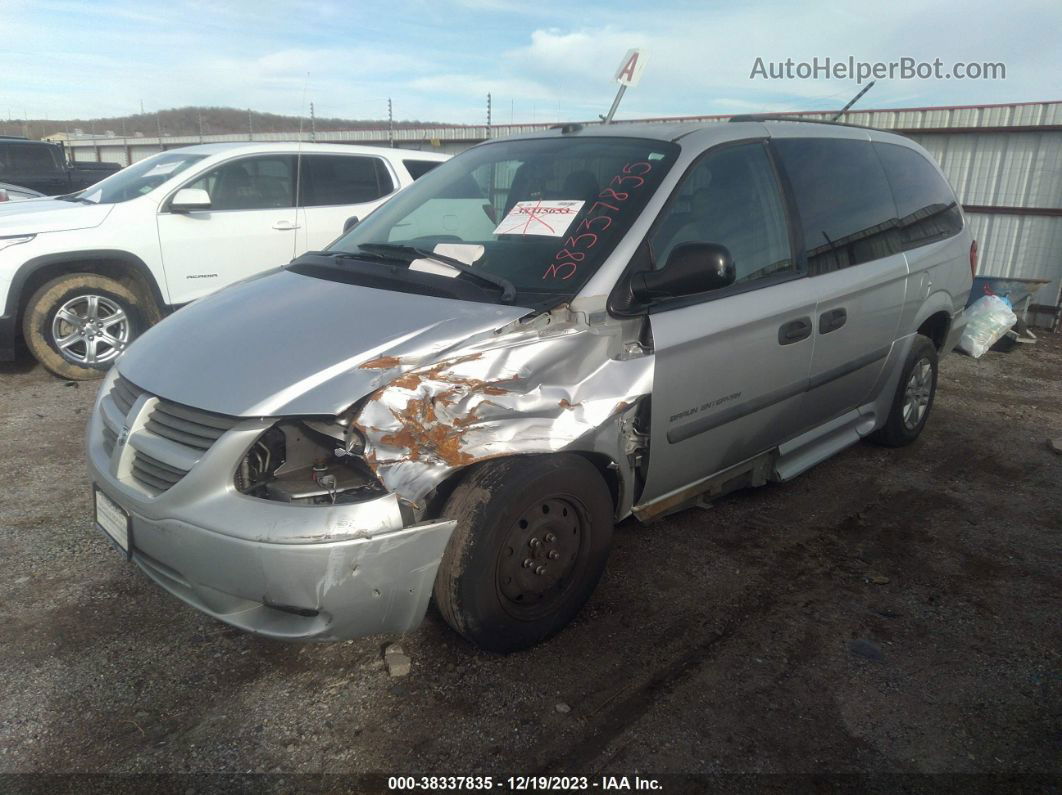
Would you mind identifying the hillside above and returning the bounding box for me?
[0,106,453,140]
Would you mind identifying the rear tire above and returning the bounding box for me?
[22,273,147,381]
[871,334,938,447]
[433,454,614,653]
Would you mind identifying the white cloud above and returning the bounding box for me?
[2,0,1059,123]
[496,0,1062,119]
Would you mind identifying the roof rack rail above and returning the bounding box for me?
[0,134,29,140]
[728,113,885,130]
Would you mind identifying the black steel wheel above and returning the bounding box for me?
[434,454,613,652]
[495,495,589,621]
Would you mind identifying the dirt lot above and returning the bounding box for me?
[0,335,1059,787]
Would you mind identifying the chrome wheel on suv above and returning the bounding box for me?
[51,294,131,366]
[22,273,148,381]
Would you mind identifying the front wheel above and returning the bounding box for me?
[433,454,614,652]
[22,273,147,380]
[871,334,939,447]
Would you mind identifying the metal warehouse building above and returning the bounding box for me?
[61,100,1062,325]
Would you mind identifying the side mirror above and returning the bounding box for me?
[170,187,211,213]
[343,215,360,232]
[631,242,736,302]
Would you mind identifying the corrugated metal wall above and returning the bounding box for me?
[913,132,1061,208]
[907,129,1062,310]
[964,213,1062,301]
[801,101,1062,130]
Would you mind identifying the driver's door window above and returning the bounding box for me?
[650,143,793,283]
[185,156,295,210]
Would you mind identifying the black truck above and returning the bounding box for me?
[0,136,121,196]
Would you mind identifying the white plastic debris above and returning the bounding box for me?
[959,295,1017,359]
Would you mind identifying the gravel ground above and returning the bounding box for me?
[0,335,1059,785]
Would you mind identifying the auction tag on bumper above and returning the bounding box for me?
[493,200,584,237]
[94,487,131,558]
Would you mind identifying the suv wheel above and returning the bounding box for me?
[871,333,939,447]
[22,274,146,380]
[433,454,614,652]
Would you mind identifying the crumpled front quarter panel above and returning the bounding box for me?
[354,320,653,506]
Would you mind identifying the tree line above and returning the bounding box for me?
[0,106,452,140]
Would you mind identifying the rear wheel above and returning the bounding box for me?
[22,273,147,380]
[871,334,939,447]
[434,454,614,652]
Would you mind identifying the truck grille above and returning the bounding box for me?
[109,375,144,416]
[101,424,119,457]
[131,450,188,493]
[145,399,238,452]
[101,374,240,495]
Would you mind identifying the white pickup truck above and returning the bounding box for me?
[0,142,447,378]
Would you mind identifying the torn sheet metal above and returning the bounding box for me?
[353,316,652,506]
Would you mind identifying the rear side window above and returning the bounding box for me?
[300,155,394,206]
[0,143,59,173]
[403,159,442,180]
[773,138,899,274]
[875,142,963,249]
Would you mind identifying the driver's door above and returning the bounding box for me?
[157,155,298,303]
[638,141,817,504]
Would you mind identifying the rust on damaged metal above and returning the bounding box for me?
[351,315,654,507]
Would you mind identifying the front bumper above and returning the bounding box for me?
[86,372,456,641]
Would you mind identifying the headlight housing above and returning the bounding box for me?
[234,418,381,505]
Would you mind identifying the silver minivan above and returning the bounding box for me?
[87,119,973,651]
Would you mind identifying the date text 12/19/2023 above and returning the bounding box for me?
[387,775,663,791]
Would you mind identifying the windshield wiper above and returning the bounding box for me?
[357,243,516,304]
[54,193,95,204]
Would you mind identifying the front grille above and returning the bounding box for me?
[101,424,118,457]
[101,375,240,496]
[131,450,188,493]
[145,399,238,452]
[109,375,144,416]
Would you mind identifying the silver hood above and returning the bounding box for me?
[117,269,531,417]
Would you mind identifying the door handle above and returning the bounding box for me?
[272,221,300,231]
[778,317,812,345]
[818,307,847,334]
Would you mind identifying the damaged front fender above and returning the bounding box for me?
[353,311,653,514]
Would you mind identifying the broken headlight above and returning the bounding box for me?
[235,418,384,505]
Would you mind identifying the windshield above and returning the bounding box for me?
[327,136,679,302]
[74,152,206,204]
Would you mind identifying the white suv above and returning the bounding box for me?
[0,142,448,379]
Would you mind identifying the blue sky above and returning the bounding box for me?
[4,0,1060,124]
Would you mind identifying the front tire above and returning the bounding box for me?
[22,273,146,380]
[871,334,939,447]
[434,454,614,652]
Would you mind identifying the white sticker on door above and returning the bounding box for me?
[493,200,584,237]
